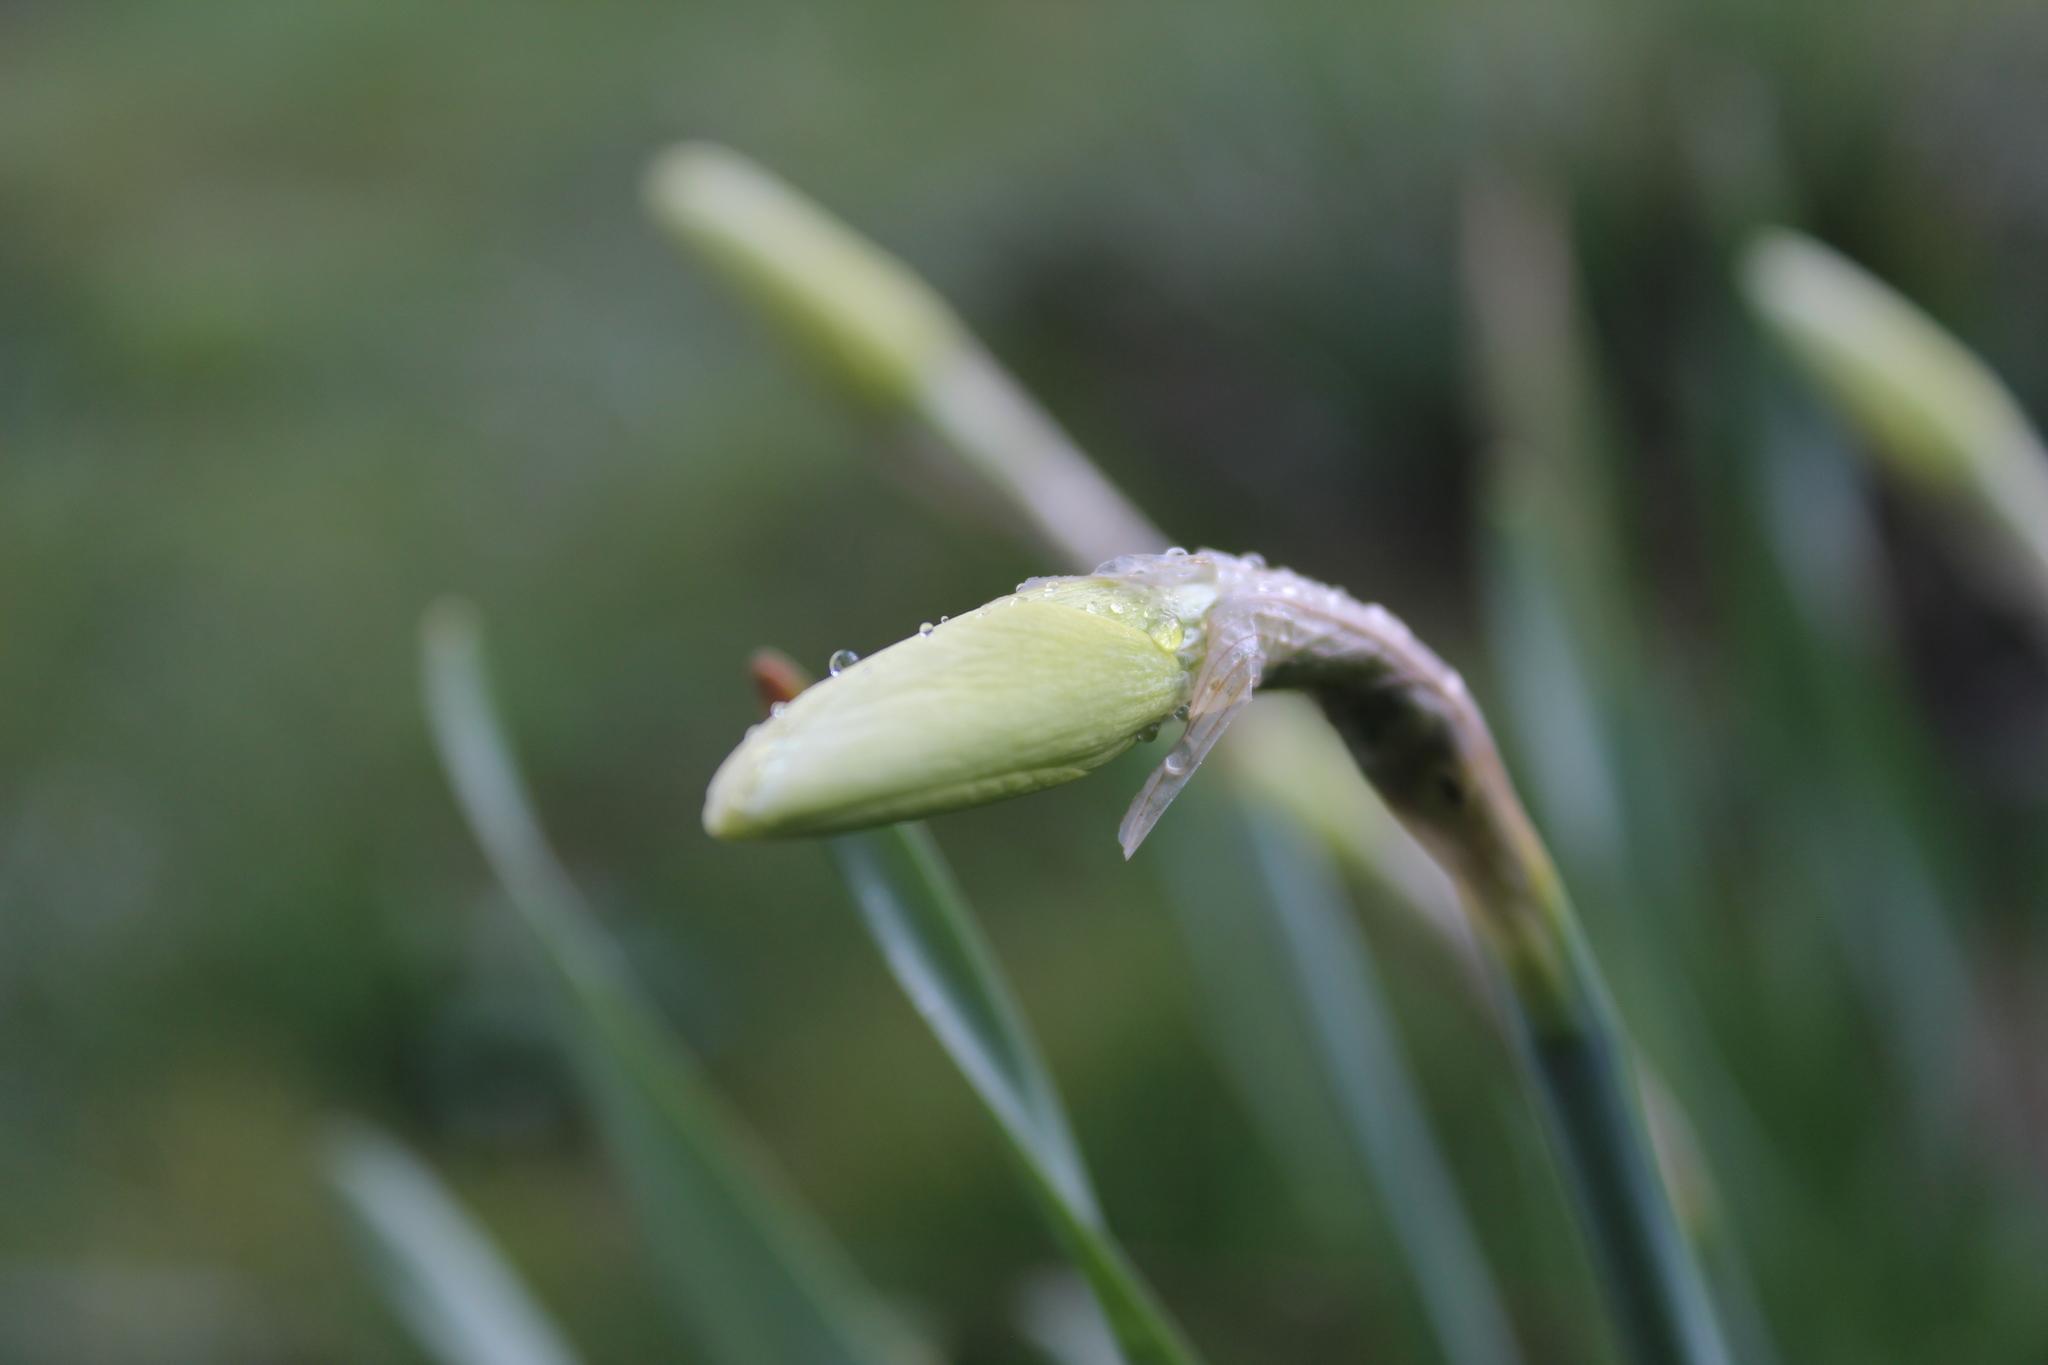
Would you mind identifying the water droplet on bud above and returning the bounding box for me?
[1173,704,1190,721]
[918,622,934,637]
[828,649,859,676]
[769,701,788,718]
[1138,722,1161,743]
[1242,552,1267,568]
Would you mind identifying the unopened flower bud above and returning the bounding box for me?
[645,142,966,405]
[703,569,1209,839]
[706,549,1528,914]
[1741,227,2045,497]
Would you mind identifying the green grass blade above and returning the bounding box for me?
[1746,412,1990,1150]
[1459,178,1743,1365]
[1156,780,1526,1365]
[325,1119,587,1365]
[422,598,915,1365]
[1517,970,1729,1365]
[829,824,1202,1365]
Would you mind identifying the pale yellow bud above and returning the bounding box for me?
[645,142,966,404]
[703,576,1198,839]
[1742,227,2048,617]
[1741,229,2038,491]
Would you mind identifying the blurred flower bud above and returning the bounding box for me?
[1741,228,2040,492]
[645,142,967,404]
[703,570,1209,839]
[1742,227,2048,618]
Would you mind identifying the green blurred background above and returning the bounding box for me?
[5,1,2048,1361]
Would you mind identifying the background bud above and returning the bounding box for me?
[645,143,966,404]
[1740,228,2039,494]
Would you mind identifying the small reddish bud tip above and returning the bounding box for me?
[749,648,812,716]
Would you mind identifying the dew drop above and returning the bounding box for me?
[1163,744,1193,776]
[919,622,935,637]
[769,701,788,718]
[1242,552,1267,568]
[1173,704,1190,721]
[828,649,859,676]
[1138,722,1162,743]
[1109,601,1124,613]
[1166,546,1189,557]
[939,615,950,625]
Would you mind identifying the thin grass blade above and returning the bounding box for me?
[422,599,915,1365]
[325,1119,587,1365]
[829,823,1201,1365]
[1459,177,1746,1365]
[1155,778,1525,1365]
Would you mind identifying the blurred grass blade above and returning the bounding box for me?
[829,824,1202,1365]
[1637,1080,1780,1365]
[325,1119,586,1365]
[1155,777,1525,1365]
[1460,173,1763,1152]
[422,599,914,1365]
[1240,803,1524,1365]
[1462,173,1677,910]
[1518,975,1729,1365]
[1749,410,1989,1152]
[1740,228,2048,624]
[1014,1269,1124,1365]
[1460,179,1748,1365]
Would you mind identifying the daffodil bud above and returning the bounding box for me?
[709,546,1546,950]
[1742,227,2048,625]
[1740,228,2042,495]
[709,549,1569,1003]
[703,561,1213,840]
[645,142,967,405]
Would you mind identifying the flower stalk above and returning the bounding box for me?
[708,550,1730,1365]
[659,144,1723,1365]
